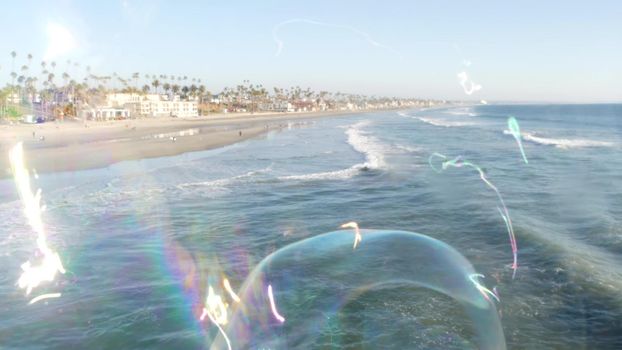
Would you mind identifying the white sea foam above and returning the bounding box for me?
[445,110,478,117]
[395,144,420,153]
[505,130,615,149]
[344,121,386,169]
[397,111,473,127]
[279,121,387,182]
[176,166,272,189]
[412,116,474,128]
[278,166,362,181]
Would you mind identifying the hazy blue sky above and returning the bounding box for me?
[1,0,620,102]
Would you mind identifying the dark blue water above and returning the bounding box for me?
[1,104,621,349]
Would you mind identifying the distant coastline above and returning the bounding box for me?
[0,108,410,178]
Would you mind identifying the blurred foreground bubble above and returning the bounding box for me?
[210,230,506,349]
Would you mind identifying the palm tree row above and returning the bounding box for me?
[2,51,432,119]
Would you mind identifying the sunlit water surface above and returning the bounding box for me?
[1,104,621,349]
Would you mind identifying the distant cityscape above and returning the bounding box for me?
[0,51,450,122]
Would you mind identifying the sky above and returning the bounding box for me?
[0,0,620,102]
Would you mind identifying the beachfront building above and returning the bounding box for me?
[106,93,198,118]
[125,100,198,118]
[258,100,292,112]
[80,107,131,121]
[5,92,21,104]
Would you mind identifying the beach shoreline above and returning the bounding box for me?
[0,109,398,178]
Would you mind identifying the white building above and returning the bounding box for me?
[80,107,131,121]
[106,93,162,107]
[258,100,292,112]
[106,93,198,118]
[5,93,21,104]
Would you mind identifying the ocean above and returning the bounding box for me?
[1,104,621,349]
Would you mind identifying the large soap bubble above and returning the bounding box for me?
[210,230,506,349]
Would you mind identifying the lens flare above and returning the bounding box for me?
[223,278,241,303]
[201,285,232,350]
[457,71,482,95]
[28,292,62,305]
[507,116,529,164]
[267,284,286,323]
[272,18,403,59]
[429,152,518,277]
[201,285,228,324]
[469,274,500,303]
[340,221,362,249]
[9,143,66,300]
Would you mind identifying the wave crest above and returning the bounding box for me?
[279,121,387,182]
[505,130,615,149]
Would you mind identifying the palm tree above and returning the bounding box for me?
[10,51,17,90]
[85,66,91,87]
[132,72,139,89]
[198,85,206,100]
[142,85,150,94]
[10,51,16,68]
[151,79,160,94]
[62,72,70,87]
[10,72,17,87]
[163,83,171,95]
[171,84,180,96]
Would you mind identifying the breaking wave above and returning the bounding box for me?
[279,121,387,181]
[505,130,615,149]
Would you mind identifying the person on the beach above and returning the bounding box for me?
[239,130,242,136]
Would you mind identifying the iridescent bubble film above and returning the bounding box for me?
[212,230,505,349]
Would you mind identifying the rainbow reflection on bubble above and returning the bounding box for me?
[9,142,66,303]
[209,230,506,349]
[429,153,518,277]
[469,274,500,303]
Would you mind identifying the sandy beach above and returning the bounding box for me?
[0,110,374,178]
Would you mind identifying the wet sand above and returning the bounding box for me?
[0,110,374,178]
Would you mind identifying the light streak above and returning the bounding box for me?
[267,284,285,323]
[223,278,241,303]
[428,153,518,277]
[200,285,232,350]
[457,71,482,95]
[201,285,228,325]
[28,292,61,305]
[469,274,500,303]
[9,143,65,297]
[340,221,362,250]
[507,117,528,164]
[272,18,402,58]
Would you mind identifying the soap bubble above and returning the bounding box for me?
[210,230,506,349]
